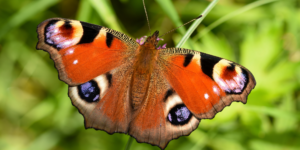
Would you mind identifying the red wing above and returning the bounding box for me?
[36,18,139,134]
[36,18,139,86]
[158,48,256,119]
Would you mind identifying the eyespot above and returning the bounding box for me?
[44,20,83,50]
[167,104,192,125]
[77,80,100,102]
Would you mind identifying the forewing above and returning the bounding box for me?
[158,48,256,119]
[36,18,139,86]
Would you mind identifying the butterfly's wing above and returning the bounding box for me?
[128,64,200,149]
[158,48,256,119]
[37,18,138,86]
[36,18,139,133]
[69,62,134,133]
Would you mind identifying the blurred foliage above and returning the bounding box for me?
[0,0,300,150]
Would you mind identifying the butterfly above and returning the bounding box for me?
[36,17,256,149]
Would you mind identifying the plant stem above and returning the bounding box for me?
[196,0,278,39]
[176,0,219,48]
[124,137,134,150]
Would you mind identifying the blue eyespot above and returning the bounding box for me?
[167,104,192,125]
[78,80,100,102]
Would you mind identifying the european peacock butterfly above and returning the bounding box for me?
[36,12,255,149]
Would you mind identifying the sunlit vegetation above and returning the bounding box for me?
[0,0,299,150]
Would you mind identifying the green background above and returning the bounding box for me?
[0,0,300,150]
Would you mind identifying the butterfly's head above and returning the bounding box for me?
[136,31,159,50]
[136,31,167,50]
[145,30,159,47]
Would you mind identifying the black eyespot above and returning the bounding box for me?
[106,32,114,47]
[78,21,101,44]
[183,54,194,67]
[106,73,112,87]
[78,80,100,102]
[64,21,72,29]
[167,104,192,125]
[163,89,175,101]
[226,63,235,71]
[200,53,221,79]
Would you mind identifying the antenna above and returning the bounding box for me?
[159,15,203,38]
[143,0,151,35]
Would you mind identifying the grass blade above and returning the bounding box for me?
[89,0,123,32]
[197,0,279,39]
[124,137,134,150]
[155,0,185,35]
[176,0,219,48]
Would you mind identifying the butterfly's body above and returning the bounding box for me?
[130,31,159,109]
[36,18,256,149]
